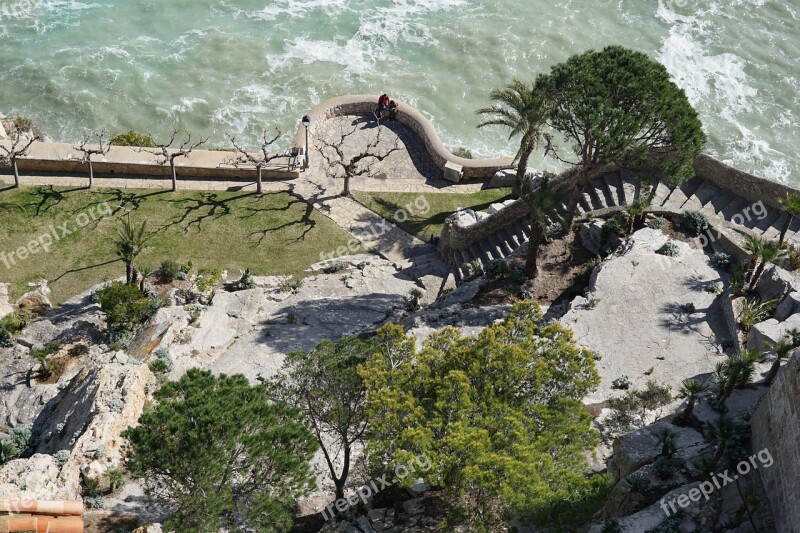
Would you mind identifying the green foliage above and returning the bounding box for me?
[148,348,173,374]
[624,472,650,494]
[602,213,628,239]
[653,457,680,480]
[0,309,33,334]
[159,259,181,282]
[647,216,665,230]
[0,327,14,348]
[461,258,484,281]
[740,296,779,333]
[95,281,155,331]
[123,369,317,532]
[268,334,379,499]
[196,267,223,292]
[278,277,303,293]
[485,258,512,279]
[0,439,20,466]
[538,45,706,185]
[656,241,680,257]
[10,115,44,138]
[646,513,683,533]
[107,468,124,491]
[606,382,672,434]
[710,252,732,271]
[114,216,149,284]
[681,210,709,237]
[110,130,156,147]
[235,268,256,290]
[361,301,602,529]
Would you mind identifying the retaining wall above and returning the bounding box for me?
[751,352,800,533]
[292,94,513,180]
[0,140,300,180]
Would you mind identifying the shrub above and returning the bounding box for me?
[110,130,155,147]
[0,327,14,348]
[656,241,679,257]
[53,449,71,467]
[0,439,20,466]
[236,268,256,290]
[710,252,732,271]
[10,115,44,138]
[107,398,124,413]
[461,259,483,281]
[602,213,628,239]
[485,258,512,280]
[624,472,650,494]
[0,310,32,334]
[322,261,347,274]
[9,425,36,455]
[83,495,105,509]
[107,325,134,351]
[682,210,709,237]
[196,267,223,292]
[107,469,124,491]
[653,457,679,480]
[278,277,303,293]
[159,259,181,283]
[148,347,173,374]
[612,375,631,390]
[452,147,473,159]
[647,216,665,230]
[511,266,529,285]
[95,282,155,331]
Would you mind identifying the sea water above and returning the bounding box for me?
[0,0,797,183]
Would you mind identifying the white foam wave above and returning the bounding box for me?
[170,97,208,114]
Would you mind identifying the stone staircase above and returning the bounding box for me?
[449,170,800,281]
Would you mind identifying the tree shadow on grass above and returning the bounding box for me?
[50,258,120,283]
[24,185,83,215]
[70,188,171,217]
[153,191,254,234]
[243,190,317,246]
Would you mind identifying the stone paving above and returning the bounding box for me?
[1,112,488,298]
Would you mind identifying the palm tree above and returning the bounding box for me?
[676,378,709,422]
[778,193,800,247]
[137,265,154,292]
[764,338,794,385]
[707,416,749,466]
[743,235,786,292]
[625,198,650,234]
[655,428,677,457]
[114,215,148,285]
[716,350,761,401]
[477,79,550,192]
[521,177,564,277]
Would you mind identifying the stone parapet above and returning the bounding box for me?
[293,95,513,180]
[0,140,299,180]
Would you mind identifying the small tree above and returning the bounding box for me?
[267,335,377,501]
[537,46,706,232]
[361,301,603,529]
[114,214,149,285]
[477,79,550,191]
[317,124,401,197]
[0,128,41,188]
[676,378,709,423]
[521,177,565,277]
[122,369,317,532]
[226,128,285,194]
[706,417,749,466]
[777,193,800,247]
[74,128,112,189]
[764,337,795,385]
[141,126,206,192]
[743,235,786,292]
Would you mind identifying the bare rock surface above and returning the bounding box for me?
[560,228,728,402]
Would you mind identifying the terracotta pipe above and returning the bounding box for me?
[42,517,84,533]
[0,515,38,533]
[0,501,83,515]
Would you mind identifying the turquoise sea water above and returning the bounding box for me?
[0,0,797,183]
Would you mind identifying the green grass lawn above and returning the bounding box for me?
[352,189,513,242]
[0,186,358,305]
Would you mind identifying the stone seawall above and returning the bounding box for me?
[293,94,513,180]
[751,352,800,533]
[0,141,300,181]
[694,154,797,209]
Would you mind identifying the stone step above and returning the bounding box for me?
[619,169,639,205]
[762,217,783,240]
[753,205,783,234]
[674,176,705,209]
[603,172,624,206]
[719,196,751,222]
[595,177,616,208]
[586,180,606,210]
[683,180,720,211]
[707,188,738,216]
[661,185,690,211]
[479,239,497,262]
[651,181,673,207]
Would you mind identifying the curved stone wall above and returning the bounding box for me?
[293,95,513,180]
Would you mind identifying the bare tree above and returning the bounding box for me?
[74,128,112,189]
[141,126,206,192]
[0,129,41,188]
[225,128,285,194]
[316,124,401,197]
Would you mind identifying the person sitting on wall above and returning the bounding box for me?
[388,99,398,120]
[375,93,390,119]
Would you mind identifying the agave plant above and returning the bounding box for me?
[677,378,709,422]
[778,193,800,247]
[707,416,750,465]
[742,235,787,292]
[764,337,795,385]
[739,296,779,335]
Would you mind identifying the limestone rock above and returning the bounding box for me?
[0,283,13,318]
[747,313,800,352]
[609,421,705,482]
[756,265,797,301]
[487,169,516,189]
[775,291,800,321]
[0,454,71,500]
[580,220,605,256]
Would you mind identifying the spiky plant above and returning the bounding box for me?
[764,337,795,386]
[114,215,149,285]
[677,378,709,422]
[655,428,677,458]
[707,416,749,465]
[477,79,550,192]
[625,198,650,234]
[743,236,786,292]
[778,193,800,247]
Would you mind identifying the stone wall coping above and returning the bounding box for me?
[293,94,514,180]
[0,139,300,180]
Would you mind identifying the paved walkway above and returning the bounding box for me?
[1,113,494,297]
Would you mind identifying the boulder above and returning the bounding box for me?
[747,313,800,352]
[609,421,705,482]
[487,169,516,189]
[775,291,800,321]
[580,220,605,256]
[0,283,13,318]
[0,454,71,500]
[756,265,797,301]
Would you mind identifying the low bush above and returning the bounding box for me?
[95,282,155,331]
[656,241,680,257]
[653,457,679,480]
[647,216,665,230]
[602,213,628,239]
[452,147,473,159]
[710,252,732,271]
[148,347,173,374]
[461,259,484,281]
[110,130,155,147]
[159,260,181,283]
[0,310,33,335]
[0,327,14,348]
[196,267,223,292]
[485,258,512,280]
[682,210,709,237]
